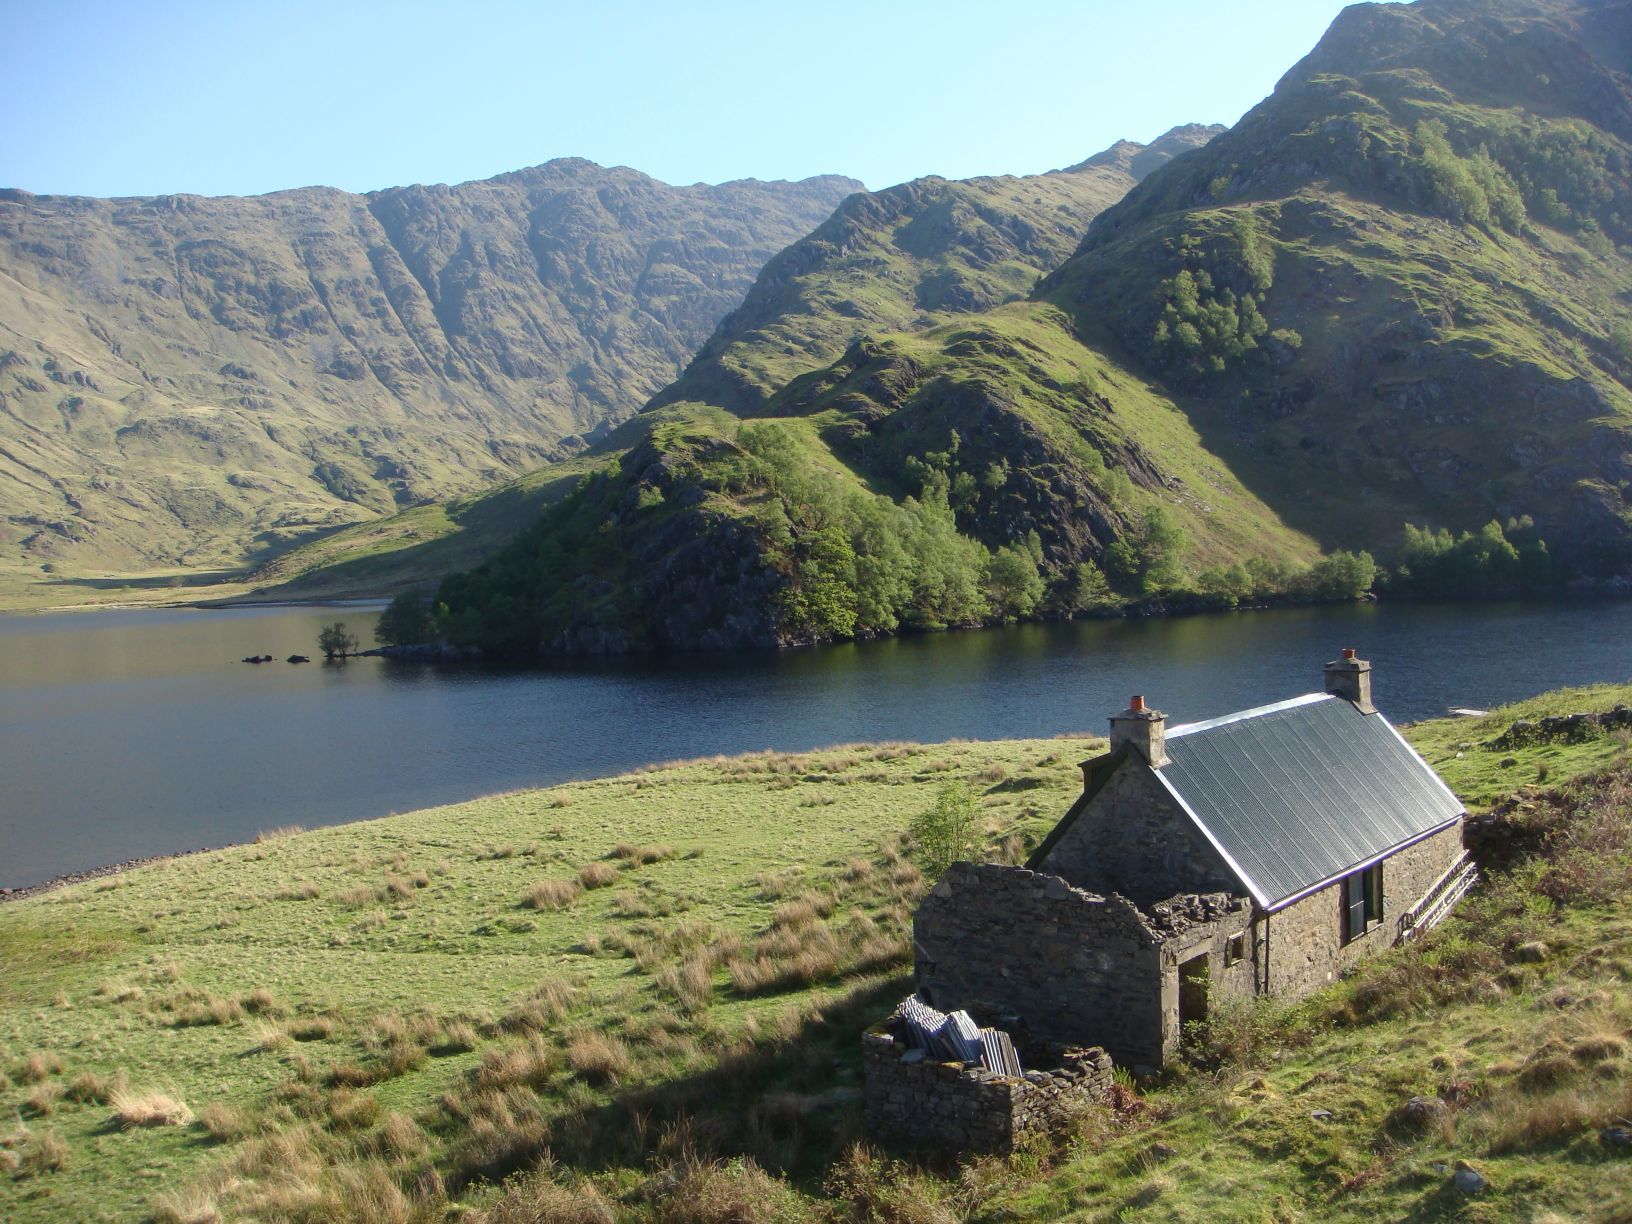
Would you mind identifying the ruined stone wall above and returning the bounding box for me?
[1267,822,1465,998]
[862,1030,1114,1154]
[1036,760,1238,905]
[914,862,1168,1067]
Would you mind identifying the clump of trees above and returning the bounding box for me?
[317,622,359,660]
[1389,517,1553,596]
[374,593,437,646]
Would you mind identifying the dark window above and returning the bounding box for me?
[1343,863,1383,943]
[1225,932,1246,965]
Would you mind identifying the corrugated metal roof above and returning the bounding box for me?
[1157,693,1465,908]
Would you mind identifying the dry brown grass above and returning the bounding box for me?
[610,843,678,866]
[501,977,579,1033]
[577,861,618,890]
[524,877,584,910]
[272,880,320,901]
[168,995,244,1028]
[564,1031,631,1085]
[23,1081,63,1117]
[659,1155,814,1223]
[64,1069,120,1104]
[475,1035,560,1091]
[11,1050,63,1083]
[150,1187,223,1224]
[286,1013,339,1042]
[19,1130,70,1176]
[196,1101,251,1143]
[254,825,305,843]
[109,1086,194,1128]
[477,1169,617,1223]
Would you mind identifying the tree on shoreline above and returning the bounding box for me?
[318,622,359,661]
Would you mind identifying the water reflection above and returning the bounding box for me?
[2,597,1629,886]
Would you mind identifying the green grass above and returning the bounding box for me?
[3,682,1631,1220]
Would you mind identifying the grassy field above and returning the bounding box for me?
[2,684,1630,1221]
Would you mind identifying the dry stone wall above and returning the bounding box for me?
[863,1028,1114,1154]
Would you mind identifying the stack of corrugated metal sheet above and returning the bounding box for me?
[895,995,1021,1074]
[979,1028,1022,1077]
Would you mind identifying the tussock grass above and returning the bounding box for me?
[11,1051,62,1083]
[565,1031,632,1085]
[523,877,583,910]
[109,1087,193,1128]
[576,861,618,890]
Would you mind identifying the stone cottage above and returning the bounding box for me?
[913,650,1475,1070]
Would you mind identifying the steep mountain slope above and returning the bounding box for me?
[651,125,1222,414]
[416,0,1632,656]
[1043,0,1632,567]
[0,161,858,590]
[258,133,1223,604]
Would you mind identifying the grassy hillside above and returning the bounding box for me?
[650,127,1220,416]
[0,163,858,602]
[248,136,1223,610]
[3,682,1632,1220]
[1043,0,1632,568]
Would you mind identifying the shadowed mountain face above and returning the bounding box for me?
[0,160,858,579]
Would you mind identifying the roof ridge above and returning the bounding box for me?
[1166,692,1333,739]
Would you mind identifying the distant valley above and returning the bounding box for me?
[0,161,857,595]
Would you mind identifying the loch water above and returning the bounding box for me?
[3,597,1631,888]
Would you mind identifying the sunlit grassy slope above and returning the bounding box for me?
[4,680,1632,1219]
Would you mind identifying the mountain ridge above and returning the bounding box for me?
[0,159,859,591]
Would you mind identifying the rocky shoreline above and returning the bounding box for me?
[0,845,220,905]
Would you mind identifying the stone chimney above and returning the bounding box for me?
[1324,648,1376,714]
[1109,694,1169,767]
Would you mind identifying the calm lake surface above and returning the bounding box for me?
[4,598,1631,887]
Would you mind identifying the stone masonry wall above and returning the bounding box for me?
[914,862,1168,1067]
[1268,822,1465,998]
[1036,759,1239,906]
[863,1029,1114,1154]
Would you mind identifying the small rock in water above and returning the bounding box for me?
[1453,1161,1487,1194]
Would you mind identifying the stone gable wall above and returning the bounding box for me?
[1036,759,1239,905]
[862,1030,1114,1154]
[1267,821,1465,997]
[914,862,1168,1066]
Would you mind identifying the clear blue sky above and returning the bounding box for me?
[2,0,1363,198]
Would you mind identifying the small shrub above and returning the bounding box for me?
[272,881,320,901]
